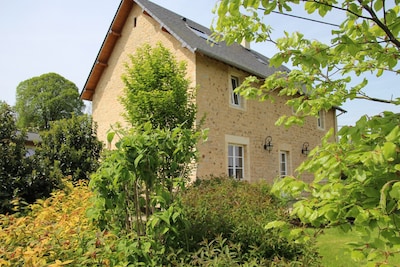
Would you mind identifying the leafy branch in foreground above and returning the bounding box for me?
[213,0,399,124]
[271,112,400,264]
[214,0,400,265]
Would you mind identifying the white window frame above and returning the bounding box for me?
[230,75,243,108]
[225,135,250,180]
[279,151,289,178]
[228,144,244,180]
[317,110,325,130]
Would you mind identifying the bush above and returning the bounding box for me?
[0,178,320,266]
[179,177,320,265]
[0,182,99,266]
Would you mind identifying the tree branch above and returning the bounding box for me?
[302,0,372,20]
[355,93,396,104]
[357,0,400,49]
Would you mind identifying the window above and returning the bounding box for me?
[230,76,242,107]
[228,144,244,180]
[317,110,325,129]
[279,151,289,177]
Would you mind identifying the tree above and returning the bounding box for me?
[120,43,196,129]
[0,102,29,213]
[214,0,399,265]
[89,45,207,265]
[15,72,84,130]
[34,114,103,182]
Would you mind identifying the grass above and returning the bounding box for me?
[317,227,400,267]
[317,227,360,267]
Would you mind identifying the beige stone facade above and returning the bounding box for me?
[83,0,339,183]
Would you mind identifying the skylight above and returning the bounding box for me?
[188,26,217,44]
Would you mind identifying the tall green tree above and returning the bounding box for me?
[34,114,103,182]
[90,45,206,265]
[120,43,196,129]
[214,0,399,265]
[15,72,84,130]
[0,102,29,213]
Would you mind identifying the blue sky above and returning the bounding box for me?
[0,0,398,126]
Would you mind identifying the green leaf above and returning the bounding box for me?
[382,141,397,161]
[351,250,365,261]
[134,153,144,168]
[386,125,400,142]
[389,182,400,200]
[395,164,400,171]
[374,0,383,11]
[265,220,288,230]
[107,131,116,144]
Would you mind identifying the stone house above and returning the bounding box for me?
[81,0,343,183]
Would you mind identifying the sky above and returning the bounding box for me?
[0,0,398,127]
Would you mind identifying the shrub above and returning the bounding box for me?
[179,177,320,265]
[0,182,99,266]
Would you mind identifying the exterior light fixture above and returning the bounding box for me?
[301,142,310,155]
[264,136,273,153]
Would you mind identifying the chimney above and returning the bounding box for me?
[241,39,250,49]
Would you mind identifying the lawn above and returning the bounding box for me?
[317,227,400,267]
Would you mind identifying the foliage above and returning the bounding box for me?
[34,114,103,182]
[180,177,320,266]
[89,122,205,265]
[0,178,320,267]
[0,181,99,266]
[271,112,400,265]
[213,0,399,125]
[214,1,400,265]
[15,72,84,130]
[120,43,196,129]
[89,123,202,231]
[0,102,30,213]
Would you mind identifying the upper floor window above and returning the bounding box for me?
[228,144,244,180]
[317,110,325,130]
[230,76,243,108]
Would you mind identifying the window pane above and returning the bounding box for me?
[236,158,242,167]
[236,169,243,180]
[233,94,240,105]
[237,146,243,157]
[318,111,325,128]
[231,77,238,89]
[280,151,288,177]
[228,157,233,167]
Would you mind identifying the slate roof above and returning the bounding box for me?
[81,0,288,100]
[135,0,289,77]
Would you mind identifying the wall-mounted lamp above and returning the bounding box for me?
[301,142,310,155]
[264,136,273,153]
